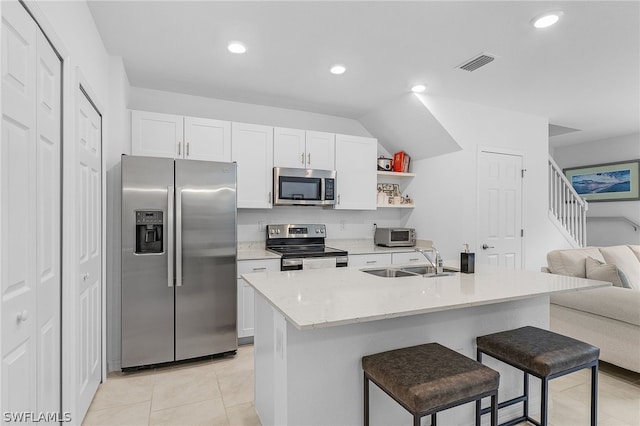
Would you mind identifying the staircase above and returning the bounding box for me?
[548,156,588,247]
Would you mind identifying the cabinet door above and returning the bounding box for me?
[391,251,425,265]
[348,253,392,267]
[232,122,274,208]
[273,127,306,168]
[184,117,231,162]
[131,110,183,158]
[334,135,377,210]
[306,131,335,170]
[237,259,280,338]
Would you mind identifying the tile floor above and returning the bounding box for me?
[84,344,640,426]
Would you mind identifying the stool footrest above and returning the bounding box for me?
[480,394,528,415]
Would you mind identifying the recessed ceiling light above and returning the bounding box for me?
[411,84,426,93]
[330,64,346,75]
[531,10,563,29]
[227,42,247,54]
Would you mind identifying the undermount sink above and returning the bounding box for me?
[361,267,457,278]
[361,268,417,278]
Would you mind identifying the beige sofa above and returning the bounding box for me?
[544,245,640,373]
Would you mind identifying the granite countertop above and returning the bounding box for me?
[241,263,609,331]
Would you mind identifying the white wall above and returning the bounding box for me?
[552,133,640,246]
[130,87,371,137]
[105,57,131,372]
[128,87,407,243]
[405,95,562,271]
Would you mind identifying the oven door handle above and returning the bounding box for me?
[282,258,304,268]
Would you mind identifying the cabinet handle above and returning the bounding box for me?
[308,153,311,164]
[337,194,341,205]
[186,142,190,157]
[366,260,377,264]
[178,142,182,156]
[301,153,305,165]
[252,267,267,271]
[409,258,419,262]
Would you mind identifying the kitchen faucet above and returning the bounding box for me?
[415,246,444,274]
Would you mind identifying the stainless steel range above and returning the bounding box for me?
[266,224,348,271]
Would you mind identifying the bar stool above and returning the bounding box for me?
[362,343,499,426]
[476,326,599,426]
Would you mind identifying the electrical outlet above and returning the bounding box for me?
[258,221,265,232]
[340,220,345,230]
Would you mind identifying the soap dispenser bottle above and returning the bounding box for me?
[460,244,475,274]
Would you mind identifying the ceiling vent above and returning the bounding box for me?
[456,53,496,72]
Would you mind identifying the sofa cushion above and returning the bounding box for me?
[628,245,640,263]
[599,245,640,291]
[547,247,606,278]
[551,286,640,326]
[585,256,630,288]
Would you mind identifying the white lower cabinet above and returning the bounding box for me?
[348,253,392,267]
[391,251,425,265]
[237,258,280,339]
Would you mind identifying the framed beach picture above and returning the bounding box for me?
[564,160,640,202]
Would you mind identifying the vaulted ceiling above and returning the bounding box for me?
[88,1,639,148]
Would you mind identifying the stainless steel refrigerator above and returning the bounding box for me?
[121,155,237,369]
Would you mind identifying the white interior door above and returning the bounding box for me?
[477,150,523,268]
[1,1,38,417]
[35,24,62,417]
[75,88,102,418]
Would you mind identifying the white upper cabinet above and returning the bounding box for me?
[334,134,377,210]
[231,122,274,209]
[306,131,335,170]
[131,110,231,161]
[274,128,335,170]
[132,110,183,159]
[183,117,231,162]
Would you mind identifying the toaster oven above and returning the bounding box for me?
[374,228,416,247]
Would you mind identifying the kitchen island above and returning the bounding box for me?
[242,264,608,426]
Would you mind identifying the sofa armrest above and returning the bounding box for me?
[551,287,640,326]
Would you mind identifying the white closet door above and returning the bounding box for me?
[76,89,102,419]
[36,28,62,416]
[1,0,38,417]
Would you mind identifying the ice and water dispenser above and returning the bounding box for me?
[135,210,163,254]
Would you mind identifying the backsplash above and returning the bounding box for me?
[238,207,411,242]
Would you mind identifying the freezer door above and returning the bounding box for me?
[121,156,175,368]
[175,159,238,360]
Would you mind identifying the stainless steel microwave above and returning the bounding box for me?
[374,227,417,247]
[273,167,337,206]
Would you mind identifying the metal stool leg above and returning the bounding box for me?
[364,373,369,426]
[541,377,549,426]
[523,372,529,420]
[491,393,498,426]
[591,364,598,426]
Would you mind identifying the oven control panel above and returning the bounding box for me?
[267,224,326,239]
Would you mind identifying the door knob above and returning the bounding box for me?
[482,244,495,250]
[17,310,28,322]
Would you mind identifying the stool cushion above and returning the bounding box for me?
[362,343,499,414]
[476,326,600,377]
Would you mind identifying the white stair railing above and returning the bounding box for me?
[548,156,588,247]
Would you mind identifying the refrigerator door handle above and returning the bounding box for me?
[167,186,175,287]
[176,186,183,287]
